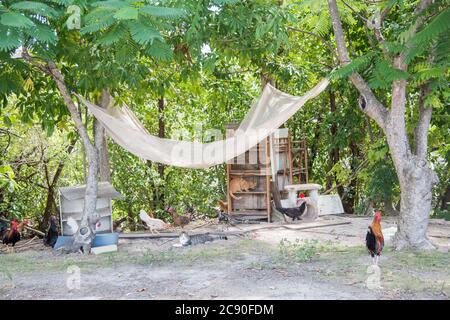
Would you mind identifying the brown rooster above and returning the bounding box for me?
[366,211,384,265]
[2,219,29,253]
[166,207,190,229]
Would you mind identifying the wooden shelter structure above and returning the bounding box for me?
[225,125,310,222]
[225,124,272,221]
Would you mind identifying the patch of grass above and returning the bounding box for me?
[311,245,450,296]
[0,251,114,274]
[278,238,337,262]
[0,239,276,277]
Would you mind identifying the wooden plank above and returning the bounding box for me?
[242,221,351,233]
[226,162,232,214]
[282,221,351,230]
[229,210,267,216]
[119,230,246,239]
[232,191,267,195]
[288,133,293,184]
[270,182,282,208]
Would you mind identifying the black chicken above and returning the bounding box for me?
[0,211,7,238]
[43,216,59,248]
[276,201,307,221]
[0,219,8,239]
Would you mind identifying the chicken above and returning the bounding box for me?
[2,219,28,253]
[217,200,228,213]
[275,201,307,221]
[43,216,59,248]
[166,207,190,228]
[0,219,7,239]
[139,209,170,234]
[366,211,384,265]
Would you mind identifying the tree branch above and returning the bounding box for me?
[327,0,388,129]
[288,26,339,63]
[341,0,368,22]
[21,49,94,156]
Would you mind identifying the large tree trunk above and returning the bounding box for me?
[327,0,438,249]
[391,158,437,249]
[384,60,437,249]
[45,61,100,253]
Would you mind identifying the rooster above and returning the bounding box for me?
[275,193,307,221]
[366,211,384,265]
[166,207,190,228]
[2,219,28,253]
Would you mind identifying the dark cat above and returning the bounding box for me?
[179,231,227,246]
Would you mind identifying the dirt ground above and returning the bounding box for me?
[0,215,449,300]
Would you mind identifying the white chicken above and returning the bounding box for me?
[139,210,169,234]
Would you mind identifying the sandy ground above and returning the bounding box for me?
[0,215,449,300]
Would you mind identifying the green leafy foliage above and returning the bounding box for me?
[139,5,186,19]
[129,21,163,44]
[0,12,35,28]
[10,1,59,18]
[404,7,450,63]
[146,40,173,61]
[0,164,17,193]
[331,52,377,79]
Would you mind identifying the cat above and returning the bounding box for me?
[179,231,228,246]
[229,178,257,200]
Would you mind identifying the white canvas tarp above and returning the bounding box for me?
[77,80,329,169]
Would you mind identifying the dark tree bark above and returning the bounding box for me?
[41,138,77,231]
[440,185,450,211]
[327,89,346,203]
